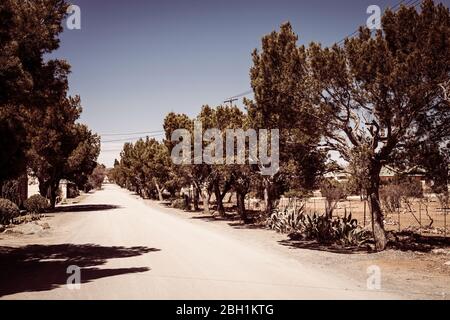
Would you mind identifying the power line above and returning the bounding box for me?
[103,0,424,151]
[103,0,423,143]
[226,0,423,102]
[227,90,253,100]
[335,0,409,46]
[100,130,164,137]
[101,133,164,144]
[336,0,422,46]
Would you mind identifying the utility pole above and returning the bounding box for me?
[224,98,238,107]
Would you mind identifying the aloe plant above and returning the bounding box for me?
[268,208,371,247]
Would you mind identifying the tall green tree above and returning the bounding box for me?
[207,105,258,220]
[308,0,450,250]
[114,137,172,201]
[163,112,211,211]
[0,0,69,185]
[65,124,101,191]
[87,164,107,191]
[0,0,68,106]
[0,107,28,187]
[28,96,100,208]
[245,22,326,215]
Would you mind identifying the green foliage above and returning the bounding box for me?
[113,137,172,200]
[404,142,449,195]
[268,208,370,247]
[86,164,106,191]
[320,179,348,217]
[0,111,28,183]
[109,1,448,253]
[65,124,101,191]
[0,0,69,106]
[0,0,70,184]
[283,189,312,199]
[380,178,424,214]
[0,198,20,225]
[171,198,190,211]
[331,214,371,247]
[267,205,306,234]
[346,145,373,197]
[0,177,25,207]
[379,184,402,214]
[24,195,50,214]
[308,0,450,250]
[28,97,100,208]
[244,22,327,213]
[0,1,99,208]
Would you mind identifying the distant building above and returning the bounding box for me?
[27,175,40,198]
[379,166,434,192]
[324,165,433,189]
[323,171,349,183]
[379,166,427,182]
[28,176,78,202]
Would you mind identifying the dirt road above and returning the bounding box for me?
[0,185,402,299]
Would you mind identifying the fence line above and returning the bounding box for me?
[258,196,449,238]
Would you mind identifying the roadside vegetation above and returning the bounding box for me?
[0,1,102,226]
[110,1,450,251]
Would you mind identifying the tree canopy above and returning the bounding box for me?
[1,0,101,207]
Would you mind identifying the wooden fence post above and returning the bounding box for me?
[419,201,422,236]
[445,207,447,238]
[363,200,367,228]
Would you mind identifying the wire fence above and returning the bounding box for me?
[253,196,449,238]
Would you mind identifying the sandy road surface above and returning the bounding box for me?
[0,185,400,299]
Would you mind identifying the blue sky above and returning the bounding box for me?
[50,0,448,166]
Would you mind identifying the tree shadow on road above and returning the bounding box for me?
[386,231,450,253]
[191,214,236,222]
[52,204,121,213]
[0,244,160,297]
[278,239,370,254]
[279,232,450,255]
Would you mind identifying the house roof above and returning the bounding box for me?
[380,166,426,177]
[379,166,397,177]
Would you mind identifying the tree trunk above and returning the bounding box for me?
[236,191,247,222]
[38,177,57,208]
[202,189,211,214]
[325,200,331,218]
[263,178,273,216]
[38,178,49,199]
[368,162,387,251]
[155,181,164,202]
[214,183,226,216]
[193,185,200,211]
[49,179,60,209]
[183,193,190,210]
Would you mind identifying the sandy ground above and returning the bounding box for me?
[0,184,448,300]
